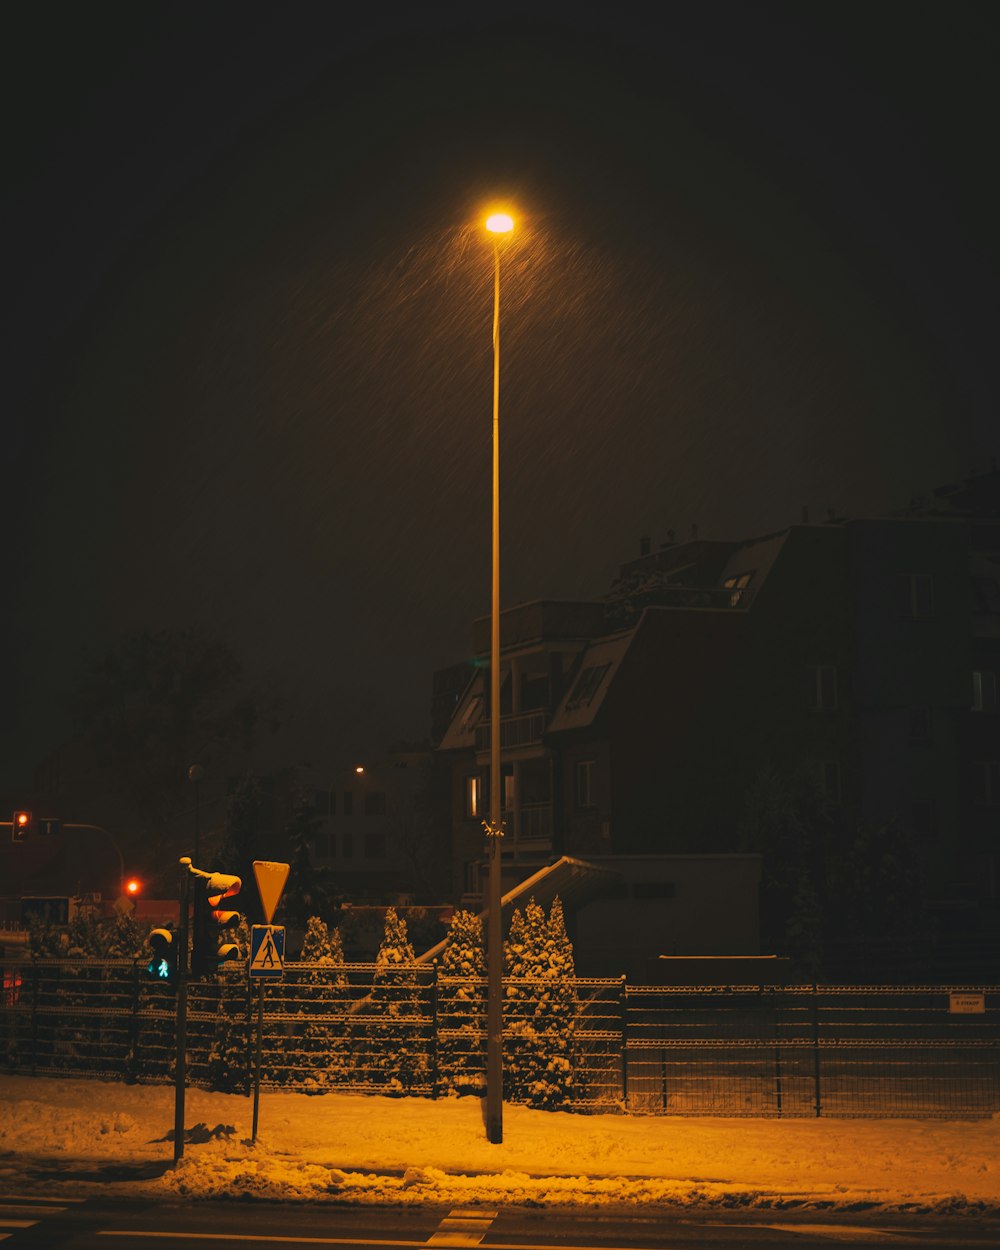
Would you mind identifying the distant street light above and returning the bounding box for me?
[484,207,514,1145]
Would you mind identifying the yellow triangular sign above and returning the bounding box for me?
[253,860,290,925]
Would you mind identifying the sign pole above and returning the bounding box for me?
[173,856,192,1165]
[251,979,265,1144]
[248,861,289,1147]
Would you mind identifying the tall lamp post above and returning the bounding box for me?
[484,209,513,1145]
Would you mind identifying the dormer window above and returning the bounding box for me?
[722,571,754,607]
[566,663,611,710]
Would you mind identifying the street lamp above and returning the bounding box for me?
[484,207,514,1145]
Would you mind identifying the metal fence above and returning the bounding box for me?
[1,960,997,1117]
[625,984,1000,1117]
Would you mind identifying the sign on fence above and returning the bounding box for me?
[949,991,986,1014]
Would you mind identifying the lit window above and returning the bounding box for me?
[503,772,515,812]
[465,775,481,819]
[722,571,754,607]
[807,665,838,712]
[576,759,596,808]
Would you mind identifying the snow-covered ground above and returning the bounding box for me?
[1,1074,997,1213]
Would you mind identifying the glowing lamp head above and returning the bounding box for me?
[126,879,140,895]
[485,212,514,234]
[355,765,365,776]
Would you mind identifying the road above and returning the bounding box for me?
[2,1194,998,1250]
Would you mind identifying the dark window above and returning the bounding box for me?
[897,573,934,619]
[972,577,1000,614]
[365,790,386,817]
[972,671,998,713]
[312,790,329,817]
[364,832,386,859]
[819,760,842,804]
[975,762,1000,806]
[343,791,354,817]
[912,800,935,838]
[632,881,677,900]
[521,672,550,710]
[566,663,612,710]
[807,665,838,711]
[575,759,596,808]
[342,831,354,859]
[909,707,931,742]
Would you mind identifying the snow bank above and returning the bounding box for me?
[1,1075,997,1212]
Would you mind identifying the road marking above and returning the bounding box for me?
[99,1233,686,1250]
[763,1227,906,1242]
[0,1204,67,1217]
[0,1195,85,1204]
[427,1206,499,1246]
[0,1220,36,1229]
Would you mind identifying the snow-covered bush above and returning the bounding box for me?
[367,908,432,1094]
[503,896,580,1109]
[276,916,349,1092]
[436,909,486,1096]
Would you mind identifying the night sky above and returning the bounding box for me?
[5,3,998,787]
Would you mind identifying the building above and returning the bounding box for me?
[435,469,1000,969]
[302,746,448,903]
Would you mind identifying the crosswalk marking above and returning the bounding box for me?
[0,1204,67,1217]
[427,1207,499,1247]
[0,1195,85,1204]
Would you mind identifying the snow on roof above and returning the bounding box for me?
[416,855,620,966]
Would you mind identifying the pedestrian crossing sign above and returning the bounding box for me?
[249,924,285,978]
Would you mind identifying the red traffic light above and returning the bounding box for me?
[11,811,31,843]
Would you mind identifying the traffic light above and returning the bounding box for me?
[191,871,242,977]
[146,927,178,985]
[11,811,31,843]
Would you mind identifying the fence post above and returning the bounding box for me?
[620,976,628,1108]
[429,965,439,1099]
[126,962,141,1084]
[812,982,822,1117]
[30,960,39,1078]
[773,986,783,1117]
